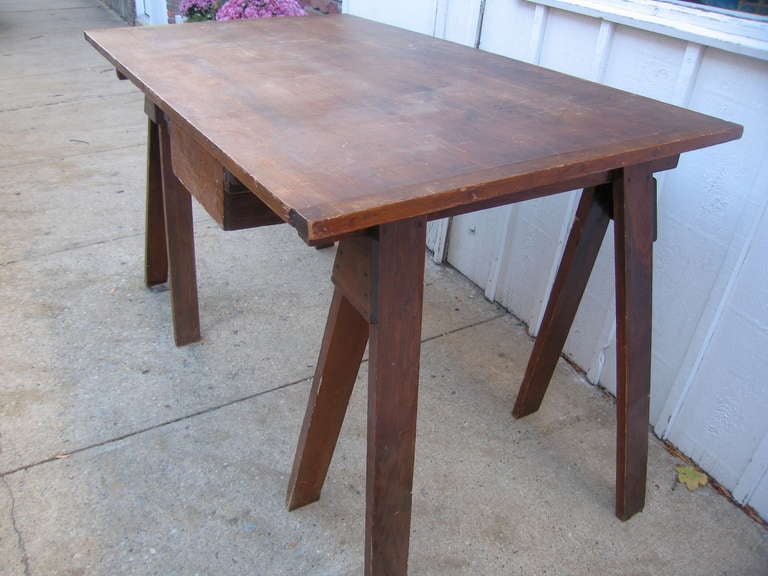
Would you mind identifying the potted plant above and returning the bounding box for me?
[179,0,306,21]
[179,0,219,21]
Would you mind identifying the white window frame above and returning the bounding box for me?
[527,0,768,60]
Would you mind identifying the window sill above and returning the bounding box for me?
[527,0,768,60]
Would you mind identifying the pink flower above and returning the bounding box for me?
[216,0,305,20]
[180,0,217,14]
[180,0,218,20]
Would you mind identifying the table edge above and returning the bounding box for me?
[83,25,743,245]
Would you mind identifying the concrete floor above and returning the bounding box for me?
[1,1,766,575]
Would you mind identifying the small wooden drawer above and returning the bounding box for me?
[168,118,283,231]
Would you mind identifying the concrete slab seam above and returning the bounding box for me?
[0,312,508,479]
[0,376,311,479]
[0,6,105,14]
[421,311,508,345]
[0,214,214,268]
[0,143,144,172]
[1,65,122,82]
[0,91,139,114]
[1,475,31,576]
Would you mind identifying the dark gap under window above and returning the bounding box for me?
[680,0,768,16]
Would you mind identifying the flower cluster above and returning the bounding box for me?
[179,0,218,21]
[216,0,306,20]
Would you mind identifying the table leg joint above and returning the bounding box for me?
[332,234,378,323]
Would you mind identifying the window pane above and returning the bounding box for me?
[681,0,768,16]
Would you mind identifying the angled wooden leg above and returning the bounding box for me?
[157,113,201,346]
[145,117,168,287]
[365,218,427,576]
[613,164,654,521]
[286,223,426,575]
[512,185,612,418]
[286,288,369,510]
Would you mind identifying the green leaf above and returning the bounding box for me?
[676,465,708,491]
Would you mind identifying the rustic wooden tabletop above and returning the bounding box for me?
[85,15,740,243]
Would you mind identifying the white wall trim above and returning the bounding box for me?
[673,42,705,106]
[528,4,551,63]
[474,0,488,48]
[432,0,443,36]
[586,311,615,383]
[134,0,167,25]
[527,0,768,61]
[484,205,513,300]
[484,3,550,304]
[733,431,768,505]
[656,153,768,438]
[427,218,451,263]
[532,16,612,338]
[591,19,616,81]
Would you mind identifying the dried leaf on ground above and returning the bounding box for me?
[676,465,708,491]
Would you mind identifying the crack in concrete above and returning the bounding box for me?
[0,91,138,114]
[0,65,119,82]
[0,312,508,479]
[0,375,314,478]
[0,232,145,267]
[0,6,99,14]
[422,311,511,344]
[0,142,144,172]
[0,215,215,268]
[1,476,31,576]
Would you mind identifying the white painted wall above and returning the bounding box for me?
[344,0,768,521]
[134,0,167,25]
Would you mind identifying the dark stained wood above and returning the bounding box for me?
[169,121,284,231]
[512,185,612,418]
[157,112,201,346]
[366,218,426,576]
[84,15,745,573]
[144,95,158,123]
[331,235,375,322]
[166,118,222,220]
[286,288,369,511]
[613,164,655,521]
[426,157,677,223]
[144,115,168,287]
[287,221,427,576]
[148,112,280,343]
[84,16,742,244]
[221,171,284,231]
[513,170,656,520]
[651,177,659,242]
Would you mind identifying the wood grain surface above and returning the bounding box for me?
[144,116,168,287]
[84,15,741,244]
[286,288,369,512]
[157,111,201,346]
[613,164,655,520]
[512,183,613,419]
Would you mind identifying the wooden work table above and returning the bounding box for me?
[86,14,741,576]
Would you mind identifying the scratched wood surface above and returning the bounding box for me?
[85,15,740,243]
